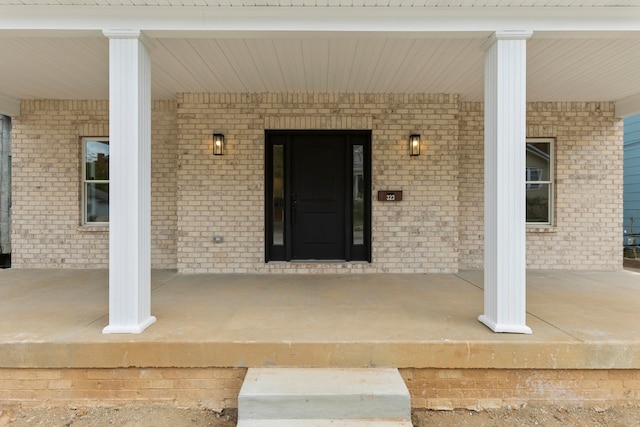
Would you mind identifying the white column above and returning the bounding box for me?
[479,31,533,334]
[102,30,155,334]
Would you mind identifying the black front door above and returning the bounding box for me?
[291,135,346,260]
[265,130,371,262]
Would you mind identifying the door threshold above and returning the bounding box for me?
[291,260,346,264]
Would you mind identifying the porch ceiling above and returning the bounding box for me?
[1,3,640,116]
[3,1,640,6]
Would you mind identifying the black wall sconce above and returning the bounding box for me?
[213,133,225,156]
[409,134,420,156]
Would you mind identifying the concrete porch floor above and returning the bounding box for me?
[0,269,639,370]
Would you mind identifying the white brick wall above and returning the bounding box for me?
[458,101,623,270]
[176,93,460,273]
[151,101,178,269]
[11,96,623,272]
[12,100,178,268]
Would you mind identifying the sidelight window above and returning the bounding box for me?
[353,145,365,245]
[272,144,285,245]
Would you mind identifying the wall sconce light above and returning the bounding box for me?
[409,134,420,156]
[213,133,225,156]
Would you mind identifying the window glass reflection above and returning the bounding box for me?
[526,142,550,181]
[525,141,552,224]
[526,183,550,223]
[85,183,109,223]
[83,139,109,224]
[85,140,109,180]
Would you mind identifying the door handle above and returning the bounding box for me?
[291,192,297,225]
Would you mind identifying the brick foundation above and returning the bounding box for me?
[0,368,245,411]
[402,368,640,410]
[1,368,638,410]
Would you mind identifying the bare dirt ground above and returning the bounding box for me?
[2,405,640,426]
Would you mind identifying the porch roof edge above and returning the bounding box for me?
[0,94,20,118]
[1,6,640,35]
[616,92,640,118]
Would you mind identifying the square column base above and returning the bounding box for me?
[478,315,532,334]
[103,316,157,334]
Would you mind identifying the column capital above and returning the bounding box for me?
[102,29,142,39]
[103,29,154,51]
[494,30,534,40]
[483,30,533,50]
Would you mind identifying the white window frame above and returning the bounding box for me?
[526,137,554,226]
[82,137,109,226]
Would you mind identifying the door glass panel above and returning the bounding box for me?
[273,144,284,245]
[353,145,364,245]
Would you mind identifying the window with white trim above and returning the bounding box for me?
[82,138,109,225]
[526,138,553,225]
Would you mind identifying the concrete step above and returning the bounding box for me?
[237,368,412,427]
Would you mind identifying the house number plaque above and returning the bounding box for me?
[377,191,403,202]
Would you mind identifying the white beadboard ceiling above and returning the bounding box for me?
[1,35,640,103]
[1,2,640,111]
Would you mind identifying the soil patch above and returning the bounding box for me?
[1,404,640,426]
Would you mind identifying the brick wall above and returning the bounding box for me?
[11,101,110,268]
[1,367,637,410]
[151,101,178,269]
[11,97,623,271]
[458,102,485,268]
[526,103,623,270]
[176,93,460,273]
[11,100,178,268]
[458,102,623,270]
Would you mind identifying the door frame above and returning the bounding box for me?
[265,130,372,263]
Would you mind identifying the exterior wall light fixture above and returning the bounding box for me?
[213,133,225,156]
[409,134,420,156]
